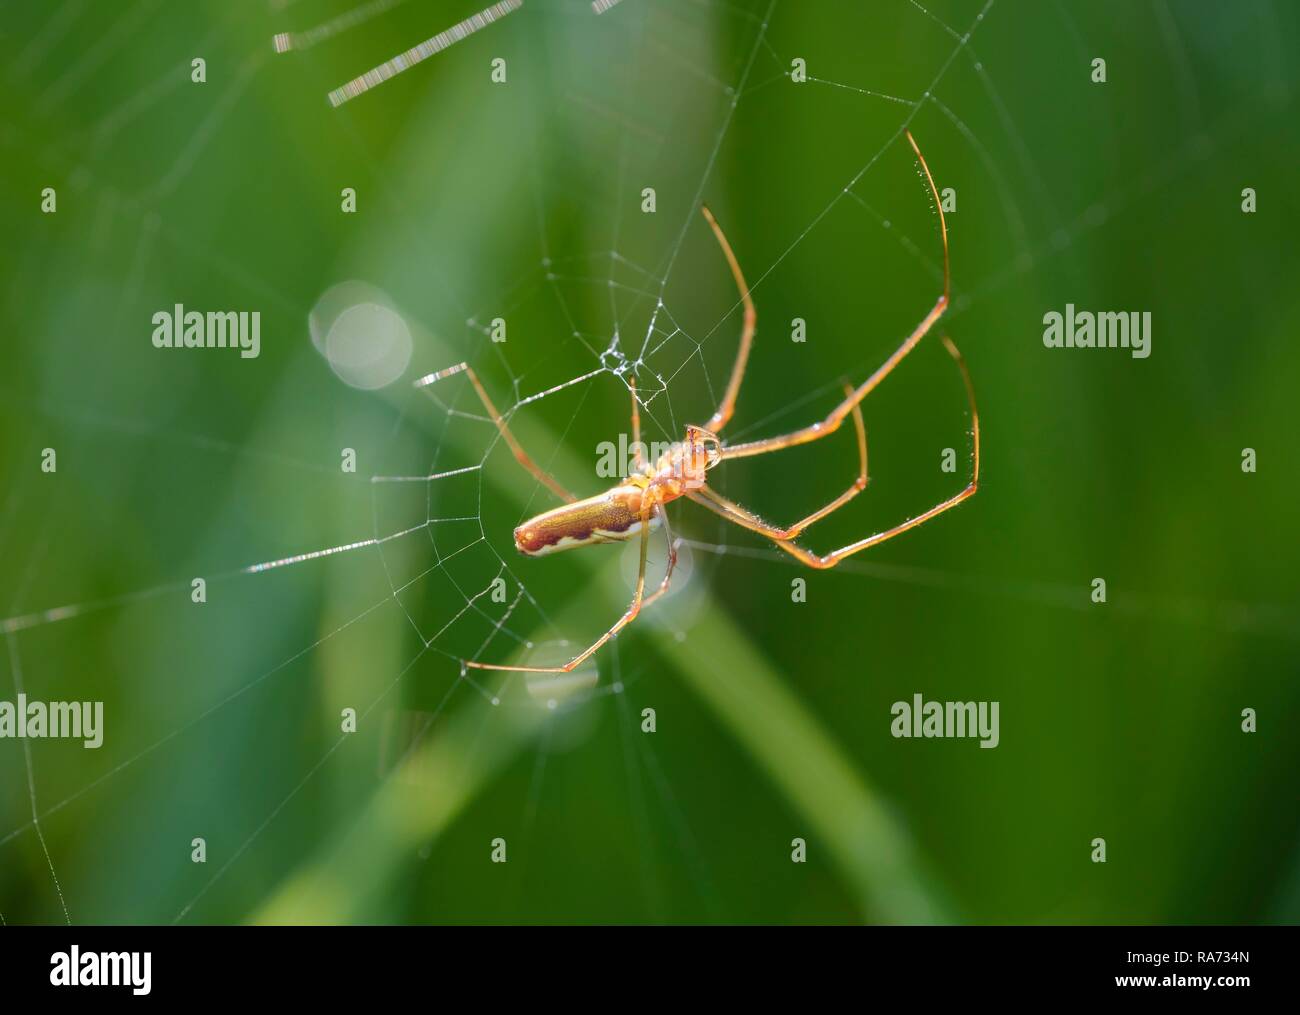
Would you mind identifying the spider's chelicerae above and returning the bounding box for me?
[420,131,979,674]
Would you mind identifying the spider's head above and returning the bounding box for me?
[683,425,722,476]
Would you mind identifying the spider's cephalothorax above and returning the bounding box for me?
[421,130,979,674]
[513,425,720,557]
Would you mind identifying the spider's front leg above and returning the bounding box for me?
[699,205,757,435]
[697,337,979,571]
[691,384,867,541]
[718,130,951,465]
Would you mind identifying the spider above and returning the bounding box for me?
[420,131,979,674]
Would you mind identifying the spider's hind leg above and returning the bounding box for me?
[416,362,575,502]
[464,496,678,674]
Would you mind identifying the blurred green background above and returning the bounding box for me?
[1,0,1297,925]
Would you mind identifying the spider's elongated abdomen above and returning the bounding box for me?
[514,486,659,556]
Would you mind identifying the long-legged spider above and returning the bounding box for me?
[420,131,978,674]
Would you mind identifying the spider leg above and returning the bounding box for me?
[720,130,949,463]
[637,501,678,612]
[416,362,575,502]
[628,374,644,471]
[700,205,756,434]
[699,337,978,570]
[688,383,867,540]
[465,499,677,674]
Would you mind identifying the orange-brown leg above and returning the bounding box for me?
[720,130,950,463]
[700,205,756,434]
[698,336,978,569]
[688,383,867,540]
[465,498,677,674]
[416,362,575,502]
[628,374,644,471]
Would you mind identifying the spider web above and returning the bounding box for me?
[1,0,1296,925]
